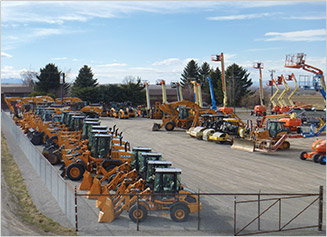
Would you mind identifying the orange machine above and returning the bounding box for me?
[300,139,326,164]
[251,62,267,116]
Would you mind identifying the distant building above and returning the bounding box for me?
[1,83,34,110]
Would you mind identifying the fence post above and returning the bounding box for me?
[75,186,78,232]
[197,190,200,230]
[234,196,236,236]
[318,186,323,231]
[258,190,261,231]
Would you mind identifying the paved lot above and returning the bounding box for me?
[2,111,326,236]
[95,113,325,235]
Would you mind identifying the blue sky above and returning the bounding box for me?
[1,1,326,86]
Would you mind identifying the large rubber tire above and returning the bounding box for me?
[300,152,307,160]
[170,204,190,222]
[165,121,175,131]
[46,153,61,165]
[313,153,321,163]
[319,156,326,165]
[280,141,290,150]
[129,204,148,223]
[66,163,85,181]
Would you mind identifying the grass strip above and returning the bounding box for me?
[1,132,77,235]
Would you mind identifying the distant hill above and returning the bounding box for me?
[1,78,23,84]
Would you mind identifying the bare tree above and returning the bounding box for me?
[20,70,38,88]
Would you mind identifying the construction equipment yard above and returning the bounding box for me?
[76,113,326,235]
[2,109,325,236]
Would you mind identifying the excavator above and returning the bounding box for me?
[98,167,201,223]
[152,100,216,131]
[251,62,267,116]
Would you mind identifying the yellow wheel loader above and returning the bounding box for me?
[98,168,201,223]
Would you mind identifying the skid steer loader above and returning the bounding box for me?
[98,167,201,223]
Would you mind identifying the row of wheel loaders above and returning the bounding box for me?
[81,146,201,223]
[11,100,201,224]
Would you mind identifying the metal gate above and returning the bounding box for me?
[234,186,323,236]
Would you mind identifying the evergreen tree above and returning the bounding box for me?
[199,62,211,87]
[35,63,61,93]
[180,60,200,88]
[225,63,253,107]
[73,65,98,88]
[72,65,98,99]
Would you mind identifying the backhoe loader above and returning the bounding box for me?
[98,167,201,223]
[152,100,216,131]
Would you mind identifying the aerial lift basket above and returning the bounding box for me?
[231,138,255,152]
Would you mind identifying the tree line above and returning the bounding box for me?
[28,60,253,107]
[180,60,253,107]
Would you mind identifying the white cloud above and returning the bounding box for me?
[96,63,127,67]
[1,52,13,58]
[287,16,326,20]
[207,12,273,21]
[263,29,326,42]
[51,57,68,60]
[1,66,24,78]
[152,58,180,66]
[1,1,298,25]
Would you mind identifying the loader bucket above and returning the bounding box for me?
[152,123,161,131]
[79,171,93,191]
[98,198,115,223]
[231,138,255,152]
[96,186,110,210]
[87,177,101,199]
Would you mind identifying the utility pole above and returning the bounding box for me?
[60,73,65,105]
[268,70,275,110]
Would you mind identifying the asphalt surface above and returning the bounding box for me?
[1,110,326,236]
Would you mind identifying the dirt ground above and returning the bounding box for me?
[1,172,43,236]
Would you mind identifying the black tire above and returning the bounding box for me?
[165,121,175,131]
[300,152,307,160]
[129,204,148,223]
[319,156,326,165]
[105,164,117,172]
[66,163,85,181]
[170,204,190,222]
[313,153,321,163]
